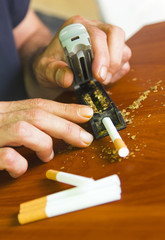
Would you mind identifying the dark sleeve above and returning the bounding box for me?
[7,0,30,28]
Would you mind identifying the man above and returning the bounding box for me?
[0,0,131,177]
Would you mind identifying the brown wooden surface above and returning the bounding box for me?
[0,22,165,240]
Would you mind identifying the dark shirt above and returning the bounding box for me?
[0,0,30,101]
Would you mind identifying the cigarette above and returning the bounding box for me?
[19,174,121,213]
[46,169,95,186]
[18,183,121,225]
[102,117,129,157]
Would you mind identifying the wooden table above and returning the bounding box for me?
[0,22,165,240]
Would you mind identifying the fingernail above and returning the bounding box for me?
[102,72,112,85]
[78,106,93,119]
[56,68,64,87]
[49,150,54,160]
[80,130,93,146]
[8,172,18,178]
[99,66,108,81]
[45,150,54,162]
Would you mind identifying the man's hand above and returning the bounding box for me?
[14,11,131,98]
[33,15,132,90]
[0,99,93,178]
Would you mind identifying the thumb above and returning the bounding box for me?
[33,55,74,88]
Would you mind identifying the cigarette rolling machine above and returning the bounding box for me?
[59,23,126,139]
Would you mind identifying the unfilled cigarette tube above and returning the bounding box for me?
[46,169,95,186]
[18,184,121,224]
[20,174,121,212]
[102,117,129,157]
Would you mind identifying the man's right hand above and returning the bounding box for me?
[0,98,93,178]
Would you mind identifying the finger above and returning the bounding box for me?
[87,26,110,83]
[0,147,28,178]
[55,65,73,88]
[0,99,93,123]
[36,115,94,147]
[109,62,131,84]
[39,102,94,123]
[25,111,94,147]
[121,45,132,65]
[0,109,93,148]
[84,23,125,85]
[34,56,73,88]
[0,121,54,162]
[102,24,126,74]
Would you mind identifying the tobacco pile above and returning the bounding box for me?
[56,79,164,167]
[121,80,163,125]
[119,79,163,159]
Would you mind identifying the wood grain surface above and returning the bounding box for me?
[0,22,165,240]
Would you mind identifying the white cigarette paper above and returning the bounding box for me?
[47,185,121,217]
[102,117,129,157]
[46,169,95,186]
